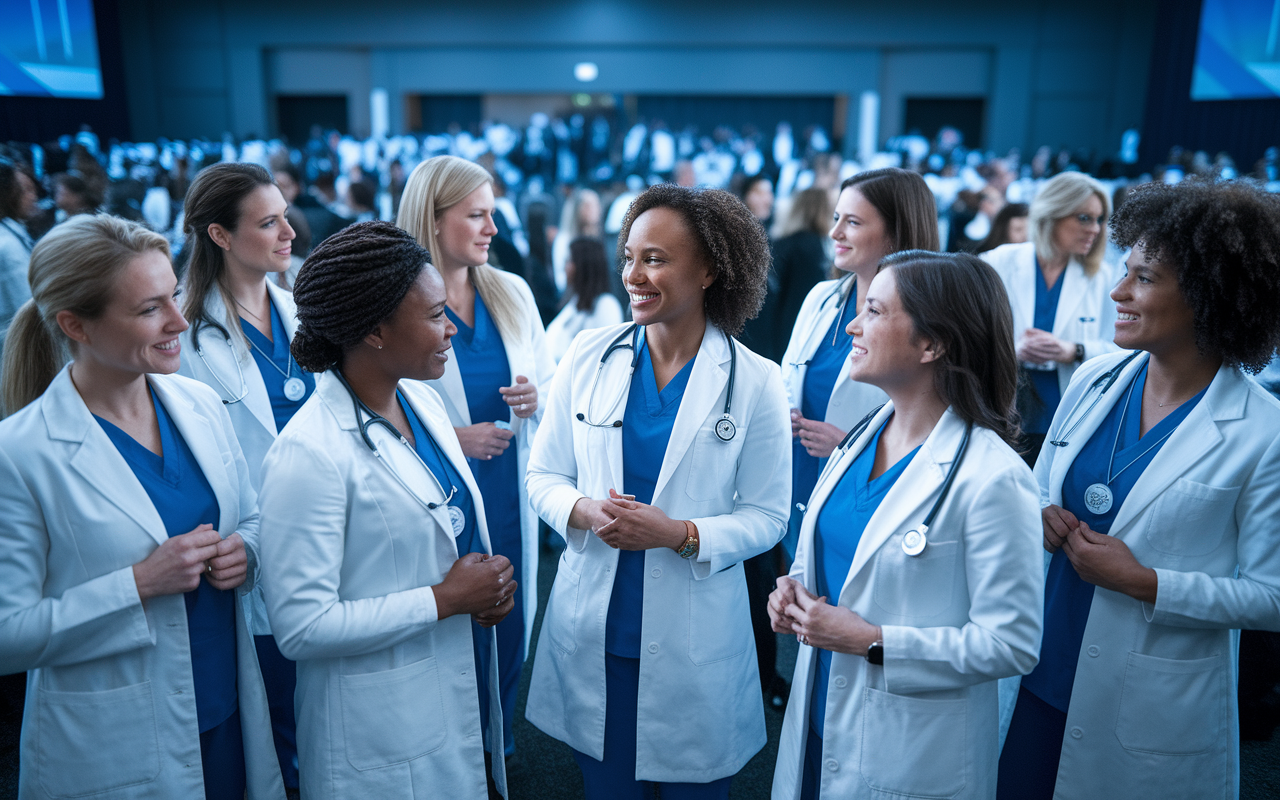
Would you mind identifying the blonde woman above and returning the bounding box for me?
[397,155,554,757]
[0,216,282,799]
[981,172,1119,464]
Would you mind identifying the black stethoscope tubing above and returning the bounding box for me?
[576,323,738,441]
[1047,351,1143,447]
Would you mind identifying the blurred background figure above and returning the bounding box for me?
[544,237,624,365]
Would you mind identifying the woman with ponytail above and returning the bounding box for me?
[175,161,307,793]
[257,221,514,799]
[397,155,554,757]
[0,215,284,799]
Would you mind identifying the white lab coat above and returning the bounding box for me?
[257,374,505,800]
[177,280,302,634]
[981,241,1120,396]
[0,368,283,800]
[524,323,792,783]
[773,405,1044,800]
[545,292,625,365]
[426,269,555,648]
[1033,351,1280,799]
[779,278,887,435]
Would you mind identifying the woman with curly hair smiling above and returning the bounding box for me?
[524,184,790,798]
[997,179,1280,800]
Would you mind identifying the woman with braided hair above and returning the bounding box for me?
[257,221,516,799]
[175,161,307,793]
[397,155,554,759]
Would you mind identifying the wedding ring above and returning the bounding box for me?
[206,563,213,574]
[800,635,809,645]
[498,577,504,585]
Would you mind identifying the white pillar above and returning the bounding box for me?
[858,90,880,165]
[371,88,389,140]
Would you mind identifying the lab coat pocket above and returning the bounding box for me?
[872,540,959,621]
[1144,479,1239,556]
[1115,651,1224,755]
[859,687,967,797]
[545,555,581,655]
[685,426,746,502]
[37,680,160,797]
[340,657,447,770]
[688,567,750,665]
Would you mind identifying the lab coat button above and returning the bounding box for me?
[833,676,847,689]
[1087,645,1100,657]
[651,568,662,578]
[648,643,659,654]
[1070,727,1083,739]
[825,758,839,772]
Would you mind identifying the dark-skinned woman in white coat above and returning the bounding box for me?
[257,222,516,799]
[525,185,792,799]
[770,251,1044,800]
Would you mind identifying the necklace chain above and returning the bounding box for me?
[1105,375,1175,485]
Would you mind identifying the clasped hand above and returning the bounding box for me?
[498,375,538,419]
[1042,504,1158,603]
[791,408,845,459]
[435,552,518,627]
[1017,328,1074,365]
[132,525,248,601]
[571,490,685,551]
[767,576,881,655]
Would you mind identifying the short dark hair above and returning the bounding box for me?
[1110,179,1280,373]
[567,237,611,311]
[840,168,940,252]
[291,221,430,372]
[617,184,770,336]
[977,202,1029,254]
[879,250,1021,447]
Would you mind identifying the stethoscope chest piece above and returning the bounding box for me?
[714,414,738,442]
[447,506,466,536]
[283,377,307,402]
[901,528,927,557]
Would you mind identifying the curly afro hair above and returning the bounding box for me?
[291,221,430,372]
[616,184,771,337]
[1110,179,1280,373]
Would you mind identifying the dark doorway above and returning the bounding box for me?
[904,97,986,149]
[276,94,348,145]
[405,94,482,134]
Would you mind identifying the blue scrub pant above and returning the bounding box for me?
[254,635,298,789]
[492,547,524,756]
[799,727,823,800]
[571,654,733,800]
[996,686,1067,800]
[199,707,246,800]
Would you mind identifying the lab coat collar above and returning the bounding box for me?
[1108,359,1246,537]
[795,279,850,363]
[651,323,731,503]
[200,288,276,436]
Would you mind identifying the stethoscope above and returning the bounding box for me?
[332,371,465,531]
[828,404,972,557]
[576,323,739,442]
[193,324,249,406]
[1047,351,1142,447]
[786,277,854,375]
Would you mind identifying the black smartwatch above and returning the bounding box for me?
[1074,343,1086,363]
[866,640,884,666]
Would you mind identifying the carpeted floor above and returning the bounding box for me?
[3,548,1278,799]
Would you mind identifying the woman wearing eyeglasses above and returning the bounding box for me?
[981,171,1119,466]
[257,222,515,799]
[176,162,310,793]
[524,185,791,799]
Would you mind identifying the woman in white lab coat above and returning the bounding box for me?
[397,156,554,755]
[780,168,940,557]
[0,215,283,800]
[981,171,1118,466]
[544,237,624,365]
[175,162,309,792]
[996,180,1280,799]
[769,250,1044,800]
[525,185,791,798]
[257,222,515,800]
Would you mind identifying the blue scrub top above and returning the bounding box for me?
[445,295,522,561]
[1025,258,1065,435]
[606,335,696,657]
[239,301,315,433]
[809,420,918,737]
[792,286,858,514]
[95,387,236,733]
[1021,362,1207,712]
